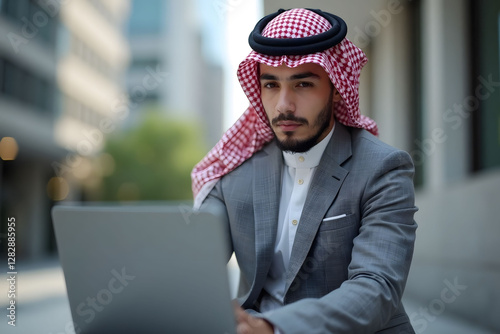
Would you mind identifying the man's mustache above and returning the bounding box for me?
[271,114,309,126]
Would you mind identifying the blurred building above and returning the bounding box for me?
[0,0,130,259]
[125,0,223,147]
[262,0,500,331]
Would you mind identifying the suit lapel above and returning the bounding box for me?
[252,141,282,289]
[285,123,352,292]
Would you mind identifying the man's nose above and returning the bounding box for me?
[276,88,295,114]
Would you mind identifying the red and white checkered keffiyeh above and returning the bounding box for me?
[192,8,378,207]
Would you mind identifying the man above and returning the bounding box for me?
[192,8,417,334]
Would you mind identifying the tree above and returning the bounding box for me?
[99,111,207,201]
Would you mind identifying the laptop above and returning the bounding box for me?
[52,203,237,334]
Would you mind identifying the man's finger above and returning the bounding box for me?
[233,304,249,323]
[236,322,251,334]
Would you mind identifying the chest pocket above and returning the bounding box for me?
[314,213,358,269]
[318,213,356,232]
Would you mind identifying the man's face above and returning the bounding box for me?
[259,63,341,153]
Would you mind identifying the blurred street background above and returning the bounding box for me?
[1,0,499,333]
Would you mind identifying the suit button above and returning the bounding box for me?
[292,220,298,225]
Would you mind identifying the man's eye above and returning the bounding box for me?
[262,82,277,89]
[297,82,313,88]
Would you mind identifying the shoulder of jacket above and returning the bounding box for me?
[350,127,401,155]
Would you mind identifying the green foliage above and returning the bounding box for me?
[100,111,206,201]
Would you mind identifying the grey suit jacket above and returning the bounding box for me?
[202,122,418,334]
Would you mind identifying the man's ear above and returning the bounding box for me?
[332,88,342,103]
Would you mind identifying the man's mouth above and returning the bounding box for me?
[276,121,302,132]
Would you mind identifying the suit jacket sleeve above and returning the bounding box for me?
[200,185,234,263]
[263,149,418,334]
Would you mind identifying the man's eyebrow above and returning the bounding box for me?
[290,72,321,80]
[259,73,277,81]
[259,72,321,81]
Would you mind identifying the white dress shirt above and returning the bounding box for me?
[260,126,334,314]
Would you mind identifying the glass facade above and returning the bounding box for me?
[0,0,58,47]
[127,0,165,36]
[0,57,55,113]
[129,57,161,71]
[473,0,500,171]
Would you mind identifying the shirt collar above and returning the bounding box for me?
[282,124,335,169]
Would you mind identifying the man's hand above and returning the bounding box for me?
[234,304,274,334]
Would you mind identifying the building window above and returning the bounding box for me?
[0,57,55,113]
[63,94,103,127]
[129,58,161,72]
[142,92,160,105]
[407,0,424,187]
[127,0,164,36]
[0,58,4,93]
[472,0,500,171]
[1,0,26,20]
[0,0,58,47]
[2,59,24,101]
[70,36,115,79]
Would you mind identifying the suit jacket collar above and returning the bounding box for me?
[252,141,282,291]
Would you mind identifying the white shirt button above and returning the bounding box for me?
[298,179,304,185]
[298,156,305,162]
[292,220,298,225]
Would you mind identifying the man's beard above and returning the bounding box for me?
[271,97,333,153]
